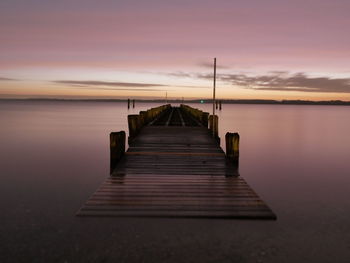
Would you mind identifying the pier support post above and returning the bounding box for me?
[133,99,135,108]
[110,131,126,174]
[225,132,240,176]
[128,114,140,143]
[127,99,130,109]
[219,101,222,110]
[209,115,219,142]
[202,112,209,128]
[139,111,147,126]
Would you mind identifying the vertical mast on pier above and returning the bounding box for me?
[212,58,216,138]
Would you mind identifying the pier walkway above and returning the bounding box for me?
[77,105,276,219]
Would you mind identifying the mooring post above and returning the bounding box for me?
[202,112,209,127]
[225,132,240,176]
[110,131,126,174]
[219,100,222,110]
[132,99,135,108]
[139,111,147,126]
[128,114,140,143]
[127,99,130,109]
[209,115,219,142]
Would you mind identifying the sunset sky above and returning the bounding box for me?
[1,0,350,100]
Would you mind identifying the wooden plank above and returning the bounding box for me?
[92,194,260,198]
[81,206,272,212]
[106,178,244,181]
[104,182,246,186]
[106,175,244,179]
[102,183,249,187]
[77,210,276,219]
[125,152,225,157]
[165,107,174,126]
[86,200,266,205]
[99,186,251,190]
[177,107,186,126]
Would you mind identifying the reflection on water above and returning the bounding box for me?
[1,100,350,262]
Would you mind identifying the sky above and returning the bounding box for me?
[1,0,350,100]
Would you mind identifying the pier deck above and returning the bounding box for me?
[77,106,276,219]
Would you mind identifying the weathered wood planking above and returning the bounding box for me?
[77,108,276,219]
[77,175,275,219]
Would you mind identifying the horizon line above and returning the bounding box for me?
[1,98,349,106]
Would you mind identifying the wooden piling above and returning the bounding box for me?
[139,111,147,126]
[132,99,135,108]
[110,131,126,174]
[128,114,140,142]
[225,132,240,176]
[219,100,222,110]
[202,112,209,127]
[209,115,219,142]
[127,99,130,109]
[225,132,239,158]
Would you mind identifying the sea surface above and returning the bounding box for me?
[1,100,350,263]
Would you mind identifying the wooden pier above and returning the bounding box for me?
[77,105,276,219]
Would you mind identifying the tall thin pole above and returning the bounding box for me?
[212,58,216,138]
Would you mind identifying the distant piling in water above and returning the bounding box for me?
[127,99,136,109]
[219,100,222,110]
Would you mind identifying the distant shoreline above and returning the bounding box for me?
[1,98,350,106]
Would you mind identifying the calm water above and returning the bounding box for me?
[1,100,350,262]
